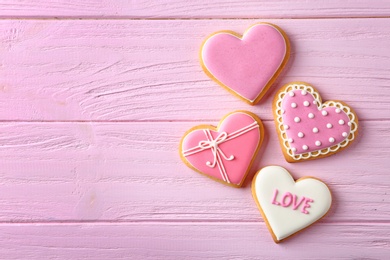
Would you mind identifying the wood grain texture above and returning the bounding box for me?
[0,0,390,18]
[1,1,390,258]
[0,223,389,259]
[0,19,389,121]
[0,121,388,222]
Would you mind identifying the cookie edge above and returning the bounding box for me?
[179,110,264,188]
[200,22,291,105]
[272,81,359,163]
[251,165,333,243]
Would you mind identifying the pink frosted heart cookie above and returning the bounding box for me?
[200,23,290,105]
[180,111,264,187]
[252,166,332,243]
[273,82,358,162]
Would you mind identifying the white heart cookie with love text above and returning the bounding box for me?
[252,166,332,243]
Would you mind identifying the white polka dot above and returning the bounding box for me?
[281,109,285,114]
[348,122,352,126]
[291,102,297,108]
[298,132,304,138]
[284,124,289,130]
[308,113,314,119]
[303,101,310,107]
[336,108,341,113]
[302,145,308,150]
[289,91,295,97]
[315,141,321,146]
[339,119,345,125]
[288,138,294,143]
[294,117,301,123]
[329,137,335,143]
[312,127,319,133]
[291,147,297,153]
[327,123,333,129]
[342,132,348,137]
[301,90,307,95]
[322,110,328,116]
[313,100,317,105]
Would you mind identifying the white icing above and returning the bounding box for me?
[315,141,321,146]
[336,108,341,113]
[339,119,345,125]
[301,90,307,95]
[322,110,328,116]
[284,124,289,130]
[326,123,333,129]
[294,117,301,123]
[342,132,348,137]
[291,147,297,153]
[288,138,293,143]
[302,145,308,150]
[329,137,335,143]
[291,102,297,108]
[298,132,304,138]
[281,109,285,114]
[289,91,295,97]
[275,83,358,161]
[308,113,314,119]
[252,166,332,242]
[312,127,319,133]
[303,101,310,107]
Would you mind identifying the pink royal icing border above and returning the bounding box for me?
[275,83,358,161]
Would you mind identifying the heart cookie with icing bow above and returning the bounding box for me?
[273,82,358,162]
[200,23,290,105]
[179,111,263,187]
[252,166,332,243]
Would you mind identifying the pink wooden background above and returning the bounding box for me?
[0,1,389,259]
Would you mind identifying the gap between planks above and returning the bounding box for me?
[0,220,390,225]
[1,16,390,20]
[0,119,386,123]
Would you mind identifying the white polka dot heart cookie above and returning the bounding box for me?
[273,82,358,162]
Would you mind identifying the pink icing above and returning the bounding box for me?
[281,90,351,154]
[270,188,314,214]
[181,112,261,185]
[271,189,281,205]
[281,192,293,207]
[302,199,314,214]
[292,195,306,210]
[201,24,287,102]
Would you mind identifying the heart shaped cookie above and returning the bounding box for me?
[252,166,332,243]
[200,23,290,105]
[273,82,358,162]
[180,111,263,187]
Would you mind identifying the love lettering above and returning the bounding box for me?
[271,189,314,214]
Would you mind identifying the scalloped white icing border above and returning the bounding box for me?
[275,83,358,160]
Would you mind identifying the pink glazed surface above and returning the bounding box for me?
[181,112,261,185]
[201,23,287,102]
[281,90,351,154]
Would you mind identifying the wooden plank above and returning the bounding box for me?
[0,222,389,259]
[0,19,389,121]
[0,121,388,222]
[0,1,390,19]
[0,19,390,120]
